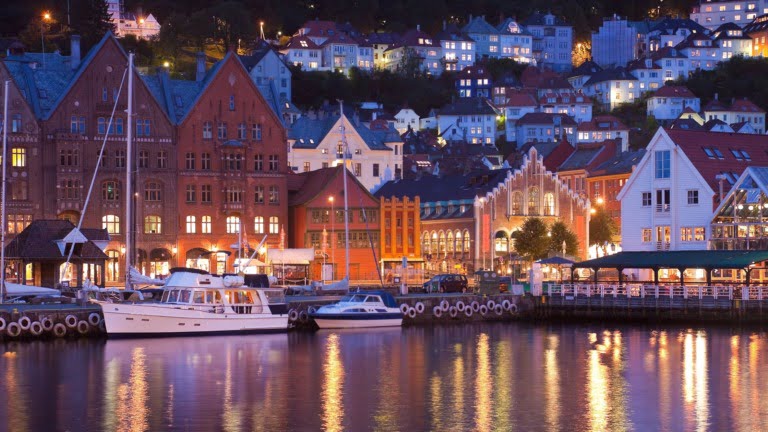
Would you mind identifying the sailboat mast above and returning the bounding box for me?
[0,80,9,303]
[125,53,134,290]
[339,100,350,283]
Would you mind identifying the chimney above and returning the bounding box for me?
[196,52,206,82]
[443,20,447,31]
[714,92,719,100]
[70,35,81,70]
[417,24,420,32]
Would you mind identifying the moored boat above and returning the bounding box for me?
[96,268,288,337]
[310,291,403,329]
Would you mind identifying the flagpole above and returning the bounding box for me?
[0,80,9,304]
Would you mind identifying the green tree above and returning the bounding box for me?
[511,218,549,262]
[548,221,579,257]
[589,208,616,253]
[70,0,116,51]
[396,47,424,79]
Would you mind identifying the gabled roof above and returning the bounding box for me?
[703,98,730,112]
[669,118,704,131]
[461,16,501,34]
[589,148,645,177]
[651,46,687,60]
[497,18,532,36]
[675,33,713,50]
[375,169,512,203]
[743,14,768,35]
[583,66,637,86]
[538,89,590,105]
[649,17,707,35]
[577,115,629,132]
[503,89,538,107]
[627,57,662,71]
[435,24,475,42]
[288,165,376,206]
[438,97,498,116]
[298,20,340,38]
[704,118,733,131]
[289,114,399,151]
[4,220,108,261]
[557,141,616,172]
[652,85,697,98]
[731,98,765,113]
[363,32,401,45]
[523,12,569,27]
[517,112,577,126]
[712,22,750,40]
[568,60,603,78]
[456,65,491,79]
[321,32,360,47]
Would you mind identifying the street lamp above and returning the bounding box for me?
[329,195,335,279]
[41,12,51,69]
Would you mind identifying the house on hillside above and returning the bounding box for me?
[436,97,499,145]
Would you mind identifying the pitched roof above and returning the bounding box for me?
[517,112,577,125]
[523,12,569,27]
[395,29,441,48]
[731,98,765,113]
[743,14,768,35]
[704,118,733,131]
[375,169,512,203]
[438,97,498,116]
[461,16,501,34]
[497,19,532,36]
[578,115,629,132]
[703,98,730,112]
[4,220,108,261]
[589,148,645,177]
[289,114,399,151]
[557,141,614,172]
[712,22,750,40]
[456,65,491,79]
[298,20,340,38]
[669,118,704,130]
[649,18,707,35]
[435,24,475,42]
[568,60,603,78]
[583,66,637,86]
[321,32,360,46]
[503,89,538,107]
[652,85,697,98]
[287,165,369,206]
[363,32,401,45]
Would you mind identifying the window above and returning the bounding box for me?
[115,150,126,168]
[185,216,196,234]
[681,227,693,242]
[136,119,151,137]
[144,181,162,201]
[201,153,211,170]
[254,216,264,233]
[238,123,246,140]
[102,181,119,201]
[70,116,85,134]
[254,154,263,171]
[642,192,652,207]
[229,95,236,111]
[138,150,149,168]
[106,250,120,283]
[268,155,279,172]
[303,162,311,172]
[543,193,555,216]
[252,123,262,140]
[269,216,279,234]
[373,163,380,177]
[254,186,265,204]
[217,122,227,139]
[185,184,196,203]
[144,215,162,234]
[225,186,243,203]
[59,149,79,167]
[687,190,699,205]
[201,185,212,203]
[115,118,124,135]
[60,179,80,199]
[654,150,670,179]
[694,227,705,241]
[269,185,279,204]
[201,216,212,234]
[11,148,26,167]
[185,153,196,170]
[157,151,168,169]
[656,189,670,212]
[203,121,213,139]
[11,180,27,200]
[11,114,21,133]
[226,216,241,234]
[511,191,522,214]
[528,187,539,215]
[102,215,120,234]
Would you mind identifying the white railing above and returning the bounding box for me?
[545,283,763,301]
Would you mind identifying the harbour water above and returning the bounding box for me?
[1,323,767,432]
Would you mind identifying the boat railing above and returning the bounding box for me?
[546,283,754,300]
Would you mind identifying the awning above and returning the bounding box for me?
[573,250,768,270]
[186,248,209,260]
[537,256,575,265]
[267,248,315,265]
[150,248,172,261]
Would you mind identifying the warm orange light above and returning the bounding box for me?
[597,197,604,205]
[139,18,145,24]
[328,196,334,203]
[590,208,597,214]
[43,12,51,21]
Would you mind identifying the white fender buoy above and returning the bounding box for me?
[400,303,410,314]
[440,300,450,312]
[487,300,496,310]
[41,316,54,331]
[494,304,504,315]
[288,309,299,322]
[449,306,458,318]
[407,307,417,319]
[17,316,31,331]
[6,322,21,338]
[479,305,489,315]
[88,313,101,326]
[433,306,443,318]
[415,302,426,314]
[502,300,512,311]
[53,323,67,338]
[0,317,6,331]
[29,321,43,336]
[464,307,474,318]
[299,310,309,323]
[77,320,90,335]
[455,301,465,312]
[471,301,480,312]
[510,303,519,313]
[65,315,78,329]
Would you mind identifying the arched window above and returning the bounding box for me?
[438,231,446,253]
[144,180,162,201]
[447,231,455,252]
[544,193,555,216]
[226,215,241,234]
[102,180,120,201]
[511,191,522,215]
[495,231,509,252]
[185,215,196,234]
[106,250,120,283]
[528,187,539,215]
[144,215,162,234]
[455,230,463,252]
[102,214,120,234]
[422,232,431,254]
[463,229,471,252]
[431,231,438,253]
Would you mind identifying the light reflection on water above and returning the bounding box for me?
[2,324,768,431]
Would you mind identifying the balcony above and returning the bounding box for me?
[656,204,671,213]
[655,241,670,251]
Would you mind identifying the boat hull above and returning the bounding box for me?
[311,312,403,329]
[99,302,288,338]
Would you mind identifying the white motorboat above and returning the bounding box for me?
[96,268,288,337]
[310,291,403,329]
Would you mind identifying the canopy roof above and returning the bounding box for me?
[573,250,768,270]
[537,256,575,265]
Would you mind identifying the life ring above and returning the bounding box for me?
[65,315,78,328]
[6,322,21,338]
[17,316,31,331]
[471,301,480,312]
[288,309,299,322]
[407,307,417,319]
[509,303,519,314]
[440,300,450,312]
[53,323,67,338]
[433,306,443,318]
[41,316,54,331]
[502,300,512,311]
[308,306,317,314]
[479,305,489,315]
[464,307,474,318]
[77,320,90,335]
[299,311,309,323]
[455,301,465,312]
[400,304,410,314]
[449,306,458,318]
[486,300,496,310]
[0,317,6,331]
[29,321,43,336]
[88,313,101,326]
[494,305,504,315]
[415,302,426,314]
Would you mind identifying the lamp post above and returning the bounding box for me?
[329,195,335,280]
[41,12,51,69]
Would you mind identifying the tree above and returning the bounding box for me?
[70,0,116,51]
[396,47,424,79]
[511,218,549,262]
[548,221,579,257]
[589,208,616,253]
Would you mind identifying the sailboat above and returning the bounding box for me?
[96,54,288,337]
[309,100,403,328]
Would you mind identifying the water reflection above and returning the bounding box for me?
[4,324,768,431]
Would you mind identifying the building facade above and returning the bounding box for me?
[379,195,423,281]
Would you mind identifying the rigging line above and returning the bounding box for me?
[360,198,384,287]
[60,66,129,285]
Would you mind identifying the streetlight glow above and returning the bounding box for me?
[43,12,51,21]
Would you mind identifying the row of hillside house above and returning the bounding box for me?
[107,0,161,40]
[691,0,768,30]
[375,146,590,275]
[280,13,573,75]
[0,33,297,285]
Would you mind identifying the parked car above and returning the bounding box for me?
[423,274,469,293]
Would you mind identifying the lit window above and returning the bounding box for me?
[254,216,264,233]
[201,216,212,234]
[11,148,26,167]
[144,215,162,234]
[269,216,279,234]
[226,215,241,234]
[186,215,196,234]
[102,215,120,234]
